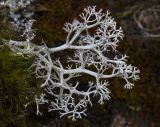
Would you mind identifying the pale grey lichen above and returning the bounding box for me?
[0,0,34,28]
[6,6,140,120]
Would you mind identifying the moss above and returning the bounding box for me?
[0,46,38,127]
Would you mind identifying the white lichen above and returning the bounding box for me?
[0,0,34,28]
[6,6,140,120]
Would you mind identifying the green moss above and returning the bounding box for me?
[0,46,38,127]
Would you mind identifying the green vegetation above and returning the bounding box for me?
[0,46,37,127]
